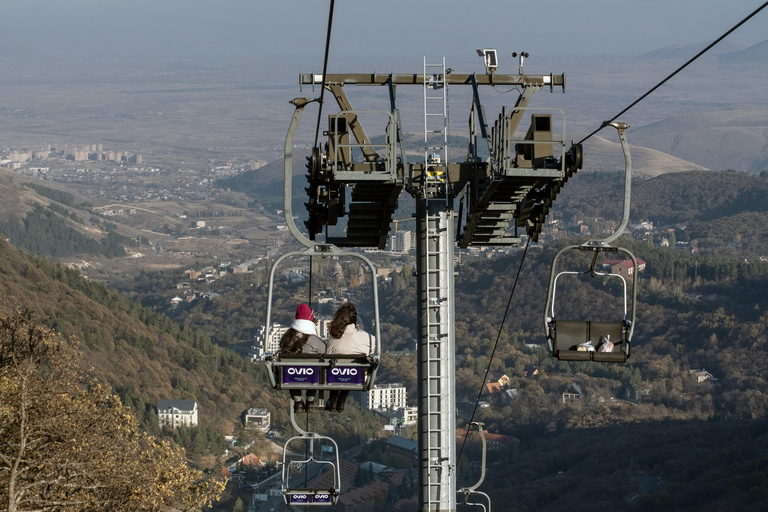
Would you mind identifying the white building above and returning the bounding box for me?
[244,408,271,432]
[317,318,331,339]
[250,324,289,361]
[157,399,198,428]
[363,383,407,411]
[250,320,330,361]
[389,230,414,253]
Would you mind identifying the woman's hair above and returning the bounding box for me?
[280,328,310,354]
[329,303,357,339]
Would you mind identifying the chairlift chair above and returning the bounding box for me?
[457,422,491,512]
[282,433,341,506]
[542,121,638,363]
[544,243,637,362]
[263,244,381,397]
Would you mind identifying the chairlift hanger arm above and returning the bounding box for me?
[470,75,490,141]
[507,85,539,143]
[602,122,632,245]
[284,98,319,248]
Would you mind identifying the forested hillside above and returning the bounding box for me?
[0,238,268,430]
[555,170,768,253]
[0,175,134,258]
[0,239,383,467]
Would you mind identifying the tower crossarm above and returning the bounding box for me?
[301,72,565,89]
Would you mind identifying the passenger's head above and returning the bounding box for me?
[280,328,309,354]
[295,303,315,322]
[291,303,317,336]
[329,302,357,339]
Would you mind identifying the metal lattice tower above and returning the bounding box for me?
[417,57,456,511]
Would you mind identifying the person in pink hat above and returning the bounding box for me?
[280,303,326,412]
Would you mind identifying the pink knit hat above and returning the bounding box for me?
[295,303,315,321]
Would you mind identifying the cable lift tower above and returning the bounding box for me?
[280,51,583,511]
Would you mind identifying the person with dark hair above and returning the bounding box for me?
[280,303,325,413]
[325,302,375,412]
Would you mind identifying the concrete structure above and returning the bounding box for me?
[157,399,198,428]
[244,408,271,432]
[390,230,414,253]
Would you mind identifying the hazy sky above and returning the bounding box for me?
[1,0,767,62]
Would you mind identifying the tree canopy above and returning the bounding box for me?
[0,309,224,512]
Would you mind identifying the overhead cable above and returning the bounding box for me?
[578,1,768,145]
[313,0,336,148]
[456,238,531,467]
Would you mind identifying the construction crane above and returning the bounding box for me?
[393,217,416,232]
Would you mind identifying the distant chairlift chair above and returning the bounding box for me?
[543,122,637,363]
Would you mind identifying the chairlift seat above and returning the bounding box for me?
[285,489,338,506]
[265,353,378,391]
[549,320,629,363]
[282,434,341,506]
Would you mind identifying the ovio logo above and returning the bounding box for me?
[330,367,358,376]
[287,367,314,376]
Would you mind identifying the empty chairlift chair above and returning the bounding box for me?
[544,245,637,363]
[543,121,637,363]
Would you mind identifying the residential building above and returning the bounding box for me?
[689,369,715,383]
[385,436,418,465]
[158,399,198,428]
[488,371,512,387]
[562,383,583,404]
[603,258,647,279]
[486,382,504,395]
[362,383,407,411]
[317,318,331,339]
[385,406,418,429]
[390,230,414,253]
[250,324,289,361]
[455,429,520,454]
[244,408,271,432]
[523,365,538,378]
[336,481,391,512]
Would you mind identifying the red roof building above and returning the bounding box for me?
[603,258,646,278]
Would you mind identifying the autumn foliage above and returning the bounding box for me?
[0,310,224,512]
